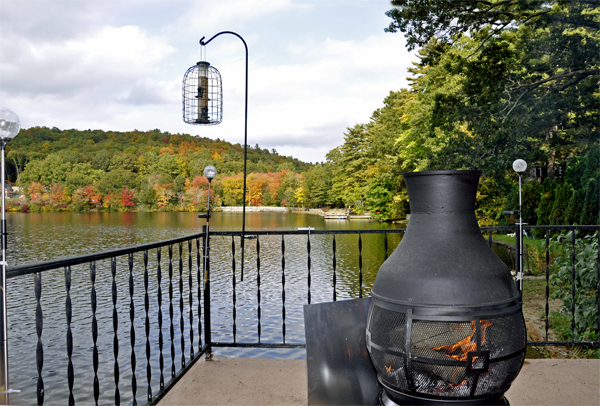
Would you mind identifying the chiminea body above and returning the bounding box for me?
[366,171,526,405]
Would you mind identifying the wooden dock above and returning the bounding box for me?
[322,213,348,220]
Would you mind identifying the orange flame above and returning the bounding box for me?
[385,365,394,373]
[433,320,492,361]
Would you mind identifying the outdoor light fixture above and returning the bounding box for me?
[185,31,250,281]
[203,165,217,217]
[203,165,217,181]
[513,159,527,174]
[182,53,222,125]
[0,107,20,403]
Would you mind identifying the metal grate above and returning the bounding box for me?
[367,303,526,399]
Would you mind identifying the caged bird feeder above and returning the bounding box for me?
[182,48,223,125]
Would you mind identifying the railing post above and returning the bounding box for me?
[202,225,212,360]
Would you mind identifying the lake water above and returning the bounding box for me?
[5,211,403,405]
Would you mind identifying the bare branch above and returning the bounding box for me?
[510,69,600,91]
[466,21,512,58]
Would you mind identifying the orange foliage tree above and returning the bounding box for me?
[120,187,135,209]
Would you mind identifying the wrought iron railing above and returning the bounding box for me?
[5,225,599,405]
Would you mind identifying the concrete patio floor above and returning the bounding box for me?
[158,357,599,406]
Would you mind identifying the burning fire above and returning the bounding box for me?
[433,320,492,361]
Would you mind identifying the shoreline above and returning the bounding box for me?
[9,204,397,221]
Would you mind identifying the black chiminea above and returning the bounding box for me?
[366,170,526,405]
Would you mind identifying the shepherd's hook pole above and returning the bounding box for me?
[200,31,248,282]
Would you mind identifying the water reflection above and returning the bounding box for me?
[5,212,403,405]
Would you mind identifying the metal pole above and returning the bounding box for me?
[517,174,524,293]
[200,31,248,282]
[203,180,212,360]
[0,142,8,404]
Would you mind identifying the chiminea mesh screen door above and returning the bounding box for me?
[182,61,223,125]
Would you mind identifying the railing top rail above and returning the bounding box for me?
[479,225,600,232]
[523,225,600,231]
[208,228,406,236]
[7,225,599,278]
[7,231,206,279]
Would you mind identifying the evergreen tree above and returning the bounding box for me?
[564,189,583,225]
[580,178,599,225]
[535,179,557,236]
[549,183,571,225]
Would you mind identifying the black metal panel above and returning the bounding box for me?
[304,297,380,406]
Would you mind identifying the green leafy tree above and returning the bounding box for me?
[95,169,138,195]
[302,164,333,209]
[65,163,104,191]
[20,153,72,185]
[139,186,157,209]
[6,150,28,182]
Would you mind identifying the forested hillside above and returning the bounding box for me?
[7,127,311,211]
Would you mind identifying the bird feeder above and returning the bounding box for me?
[182,59,222,125]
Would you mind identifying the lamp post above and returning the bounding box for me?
[513,159,527,293]
[199,165,216,360]
[0,108,20,403]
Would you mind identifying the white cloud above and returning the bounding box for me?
[1,25,173,96]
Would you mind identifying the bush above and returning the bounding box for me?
[548,231,599,343]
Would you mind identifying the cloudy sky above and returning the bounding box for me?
[0,0,417,163]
